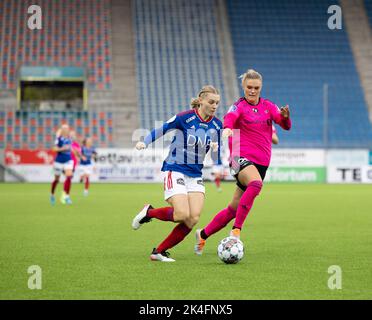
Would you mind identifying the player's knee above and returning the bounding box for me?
[173,208,190,222]
[186,215,200,228]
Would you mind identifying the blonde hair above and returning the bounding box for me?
[190,85,220,109]
[239,69,263,86]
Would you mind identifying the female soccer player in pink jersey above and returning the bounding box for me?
[70,130,82,175]
[194,69,291,254]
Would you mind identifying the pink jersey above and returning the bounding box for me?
[71,141,81,168]
[225,97,291,166]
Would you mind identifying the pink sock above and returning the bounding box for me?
[156,223,192,252]
[51,179,59,194]
[203,205,236,239]
[234,180,262,230]
[64,176,72,195]
[147,207,174,221]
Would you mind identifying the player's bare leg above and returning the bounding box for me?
[150,194,195,262]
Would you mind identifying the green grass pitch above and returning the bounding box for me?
[0,182,371,300]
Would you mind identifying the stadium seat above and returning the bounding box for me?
[227,0,372,147]
[0,0,112,90]
[1,110,114,149]
[133,0,229,129]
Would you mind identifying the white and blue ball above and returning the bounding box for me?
[217,236,244,264]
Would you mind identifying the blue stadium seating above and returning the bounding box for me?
[227,0,372,147]
[134,0,228,129]
[365,0,372,28]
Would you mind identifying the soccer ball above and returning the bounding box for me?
[217,236,244,264]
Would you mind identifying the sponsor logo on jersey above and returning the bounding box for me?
[186,115,196,123]
[252,108,258,113]
[187,135,211,148]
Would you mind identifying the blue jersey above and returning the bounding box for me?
[80,146,97,165]
[144,109,222,178]
[55,136,72,163]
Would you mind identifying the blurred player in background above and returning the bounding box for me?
[79,137,97,196]
[70,130,82,175]
[57,129,82,202]
[50,124,74,205]
[194,69,291,255]
[211,160,224,192]
[132,85,222,262]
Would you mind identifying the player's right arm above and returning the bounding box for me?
[136,115,180,150]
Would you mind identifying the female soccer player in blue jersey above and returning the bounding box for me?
[132,85,222,262]
[50,124,74,205]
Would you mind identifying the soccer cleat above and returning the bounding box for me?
[65,196,72,205]
[150,248,175,262]
[83,190,89,197]
[132,204,153,230]
[50,195,56,205]
[230,228,241,239]
[194,229,206,256]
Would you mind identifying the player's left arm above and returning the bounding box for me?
[139,115,180,149]
[272,132,279,144]
[272,104,291,130]
[272,124,279,144]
